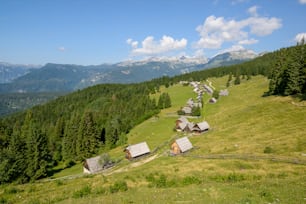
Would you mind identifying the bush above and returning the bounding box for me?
[212,90,220,99]
[109,181,128,193]
[4,187,22,194]
[210,173,245,183]
[182,176,202,185]
[72,185,91,198]
[94,187,107,195]
[263,146,273,154]
[177,109,185,115]
[0,197,8,204]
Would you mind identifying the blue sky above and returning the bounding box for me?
[0,0,306,65]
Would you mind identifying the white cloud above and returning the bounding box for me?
[195,6,282,49]
[126,38,138,49]
[238,38,258,45]
[58,46,65,52]
[299,0,306,4]
[295,33,306,43]
[194,49,205,57]
[245,16,282,36]
[127,35,187,56]
[221,45,245,53]
[247,6,259,17]
[231,0,249,5]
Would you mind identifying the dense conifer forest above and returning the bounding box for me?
[0,44,305,183]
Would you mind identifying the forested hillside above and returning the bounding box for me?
[0,93,64,116]
[0,83,170,183]
[0,44,305,184]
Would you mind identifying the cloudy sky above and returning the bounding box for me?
[0,0,306,65]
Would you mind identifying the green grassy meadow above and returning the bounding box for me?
[1,75,305,204]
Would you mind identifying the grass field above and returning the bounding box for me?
[1,75,305,204]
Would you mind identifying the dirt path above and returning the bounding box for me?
[206,79,215,90]
[104,154,159,176]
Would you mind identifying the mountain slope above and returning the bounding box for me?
[0,62,41,83]
[1,76,305,204]
[0,50,257,93]
[204,49,258,68]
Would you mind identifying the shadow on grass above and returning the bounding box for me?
[47,161,76,178]
[262,92,306,101]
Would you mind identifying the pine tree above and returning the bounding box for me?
[62,113,78,162]
[50,117,65,162]
[234,75,241,85]
[76,111,99,159]
[6,127,27,183]
[25,121,49,181]
[158,93,171,109]
[157,94,164,109]
[164,93,172,108]
[284,57,301,95]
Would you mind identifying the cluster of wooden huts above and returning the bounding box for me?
[187,80,229,104]
[179,98,202,115]
[175,116,210,134]
[83,141,151,174]
[83,81,220,174]
[83,134,197,174]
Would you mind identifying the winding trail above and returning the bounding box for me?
[103,154,159,176]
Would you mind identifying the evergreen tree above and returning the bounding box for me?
[25,121,49,181]
[247,73,251,80]
[164,93,171,108]
[234,75,241,85]
[6,127,27,183]
[50,117,65,162]
[284,57,301,95]
[226,80,230,87]
[158,93,171,109]
[228,73,233,82]
[191,106,201,116]
[62,113,78,162]
[76,111,99,159]
[157,94,164,109]
[212,90,220,99]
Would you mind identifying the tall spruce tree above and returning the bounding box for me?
[62,113,79,162]
[76,111,99,159]
[50,117,65,162]
[25,121,49,181]
[6,127,27,183]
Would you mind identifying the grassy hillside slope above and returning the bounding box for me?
[1,75,305,204]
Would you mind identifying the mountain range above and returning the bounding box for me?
[0,49,258,93]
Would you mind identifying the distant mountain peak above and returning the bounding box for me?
[117,55,208,67]
[205,48,258,68]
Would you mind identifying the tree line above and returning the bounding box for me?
[267,43,306,96]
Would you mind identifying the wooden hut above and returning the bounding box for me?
[175,117,189,129]
[124,142,150,160]
[193,121,210,134]
[171,137,193,155]
[83,155,103,174]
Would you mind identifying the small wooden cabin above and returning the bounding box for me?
[171,137,193,155]
[83,156,103,174]
[192,121,210,134]
[176,117,189,127]
[124,142,150,160]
